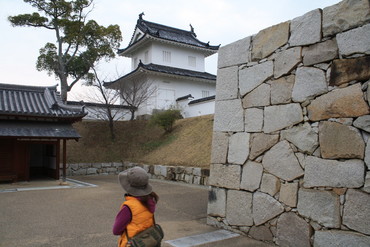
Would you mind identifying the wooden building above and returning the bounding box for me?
[0,83,86,182]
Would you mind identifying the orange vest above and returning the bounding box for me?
[118,196,154,247]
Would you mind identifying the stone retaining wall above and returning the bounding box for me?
[208,0,370,246]
[61,162,209,186]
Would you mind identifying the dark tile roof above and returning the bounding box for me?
[67,101,134,110]
[0,83,86,122]
[143,63,217,80]
[176,94,193,101]
[118,15,219,56]
[0,121,81,139]
[105,62,216,87]
[188,95,215,105]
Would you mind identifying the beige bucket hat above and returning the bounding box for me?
[118,167,152,196]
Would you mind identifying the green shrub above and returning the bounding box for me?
[150,109,182,133]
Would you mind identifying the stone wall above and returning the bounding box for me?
[208,0,370,246]
[61,162,209,186]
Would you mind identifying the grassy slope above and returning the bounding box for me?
[67,115,214,168]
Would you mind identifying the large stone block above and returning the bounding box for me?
[319,121,365,159]
[337,23,370,56]
[281,123,318,154]
[251,21,290,60]
[329,56,370,86]
[248,225,273,242]
[112,162,123,168]
[207,187,226,217]
[353,115,370,133]
[252,192,284,225]
[209,164,241,189]
[307,84,370,121]
[297,189,340,228]
[226,190,253,226]
[239,61,273,96]
[260,173,280,196]
[107,167,118,174]
[72,168,87,176]
[249,133,279,160]
[276,212,312,247]
[218,37,251,68]
[193,176,201,185]
[262,140,304,181]
[279,182,299,207]
[228,132,250,164]
[314,230,370,247]
[244,108,263,133]
[242,83,270,108]
[292,67,328,103]
[87,168,97,175]
[240,161,263,192]
[343,189,370,235]
[78,163,91,169]
[185,167,193,175]
[365,139,370,169]
[289,9,321,46]
[322,0,370,37]
[302,39,338,66]
[211,132,229,164]
[364,172,370,193]
[263,103,303,133]
[216,66,239,100]
[270,75,294,105]
[214,99,244,132]
[92,163,102,169]
[304,156,365,188]
[154,165,167,177]
[295,153,307,169]
[69,163,79,171]
[193,167,202,177]
[274,47,301,78]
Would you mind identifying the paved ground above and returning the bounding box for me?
[0,175,273,247]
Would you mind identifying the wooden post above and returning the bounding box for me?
[62,139,67,183]
[56,140,60,180]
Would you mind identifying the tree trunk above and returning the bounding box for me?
[107,108,115,141]
[130,110,135,121]
[108,119,115,141]
[59,73,69,102]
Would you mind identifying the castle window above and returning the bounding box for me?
[163,51,171,63]
[202,90,210,98]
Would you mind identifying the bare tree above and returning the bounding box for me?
[117,74,157,120]
[84,66,128,140]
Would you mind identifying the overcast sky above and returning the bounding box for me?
[0,0,341,101]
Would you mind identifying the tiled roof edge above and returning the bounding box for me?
[118,15,220,56]
[105,62,216,87]
[176,94,193,101]
[188,95,215,105]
